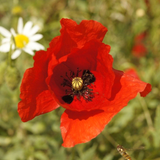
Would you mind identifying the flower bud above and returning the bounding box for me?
[0,62,7,87]
[5,66,20,90]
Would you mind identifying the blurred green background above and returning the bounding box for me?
[0,0,160,160]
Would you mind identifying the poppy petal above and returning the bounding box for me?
[124,68,140,80]
[60,109,115,147]
[18,50,59,122]
[18,90,59,122]
[101,69,151,112]
[60,18,108,48]
[36,90,59,114]
[49,18,107,59]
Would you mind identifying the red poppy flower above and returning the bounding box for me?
[132,32,147,58]
[18,18,151,148]
[134,32,147,42]
[132,43,147,58]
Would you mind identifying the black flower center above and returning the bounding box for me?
[61,69,96,104]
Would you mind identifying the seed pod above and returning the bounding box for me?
[72,77,83,91]
[5,66,20,90]
[0,62,7,87]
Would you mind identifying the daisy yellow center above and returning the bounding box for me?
[15,34,29,48]
[72,77,83,91]
[12,6,22,14]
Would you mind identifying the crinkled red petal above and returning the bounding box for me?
[18,50,59,122]
[101,69,152,112]
[60,109,115,147]
[60,69,151,147]
[96,43,114,98]
[124,68,140,80]
[65,19,108,48]
[49,18,108,59]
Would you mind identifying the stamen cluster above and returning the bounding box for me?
[61,69,96,104]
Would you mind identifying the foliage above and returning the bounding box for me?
[0,0,160,159]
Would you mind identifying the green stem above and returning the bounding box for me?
[8,44,13,67]
[102,130,117,147]
[8,35,15,67]
[71,147,75,160]
[138,96,154,130]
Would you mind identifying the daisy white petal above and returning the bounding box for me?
[0,43,10,52]
[12,44,15,50]
[17,17,23,34]
[27,25,39,36]
[27,41,44,50]
[10,28,16,36]
[0,26,11,37]
[23,21,33,35]
[29,34,43,41]
[11,49,21,59]
[23,48,34,55]
[2,37,11,43]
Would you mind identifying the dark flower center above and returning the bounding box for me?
[61,69,96,104]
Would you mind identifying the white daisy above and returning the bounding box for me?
[0,26,13,53]
[0,17,44,59]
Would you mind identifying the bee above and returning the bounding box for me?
[117,145,132,160]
